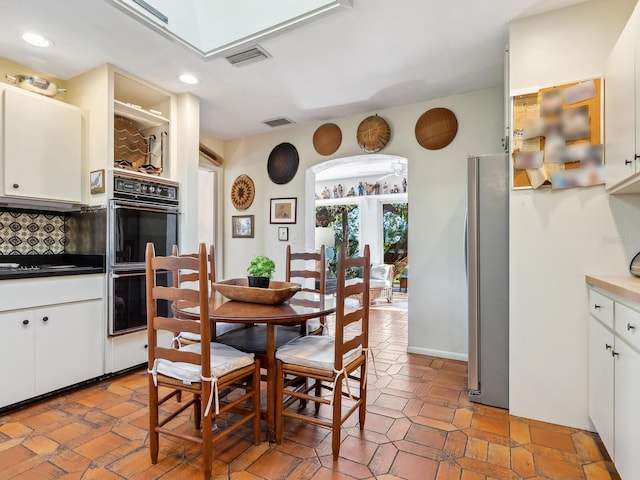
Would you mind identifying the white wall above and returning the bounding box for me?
[223,86,504,360]
[509,0,638,429]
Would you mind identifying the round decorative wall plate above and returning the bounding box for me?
[357,115,391,153]
[231,174,255,210]
[415,107,458,150]
[267,142,299,184]
[313,123,342,156]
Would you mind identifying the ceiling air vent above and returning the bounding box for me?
[263,117,295,128]
[225,46,271,66]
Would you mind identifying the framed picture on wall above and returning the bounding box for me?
[270,197,297,224]
[90,169,105,194]
[232,215,254,238]
[278,226,289,241]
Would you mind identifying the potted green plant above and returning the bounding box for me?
[247,255,276,288]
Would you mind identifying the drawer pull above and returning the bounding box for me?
[12,183,19,189]
[627,323,636,331]
[42,316,49,322]
[594,304,601,310]
[22,319,29,325]
[605,343,612,350]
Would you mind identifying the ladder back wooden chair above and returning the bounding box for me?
[275,244,371,459]
[145,242,261,480]
[285,244,327,335]
[171,244,242,343]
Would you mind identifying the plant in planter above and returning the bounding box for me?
[247,255,276,288]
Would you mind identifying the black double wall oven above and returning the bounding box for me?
[108,174,179,335]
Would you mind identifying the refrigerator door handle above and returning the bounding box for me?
[467,155,480,393]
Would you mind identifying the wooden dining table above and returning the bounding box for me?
[173,290,336,441]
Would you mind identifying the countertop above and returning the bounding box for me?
[585,274,640,304]
[0,254,105,281]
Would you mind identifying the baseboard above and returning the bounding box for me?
[406,346,468,362]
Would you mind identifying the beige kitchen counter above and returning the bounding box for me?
[586,274,640,305]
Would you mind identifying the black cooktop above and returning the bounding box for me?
[0,255,105,280]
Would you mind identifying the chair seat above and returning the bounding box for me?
[370,278,391,289]
[216,324,302,356]
[276,335,362,372]
[156,342,254,384]
[177,322,245,343]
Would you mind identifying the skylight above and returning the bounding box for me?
[111,0,352,59]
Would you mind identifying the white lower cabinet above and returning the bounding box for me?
[613,338,640,480]
[588,287,640,480]
[0,276,105,409]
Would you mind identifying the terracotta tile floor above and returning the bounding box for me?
[0,293,620,479]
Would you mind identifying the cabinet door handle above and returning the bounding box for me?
[12,183,19,189]
[22,319,29,325]
[605,343,612,350]
[42,316,49,322]
[627,323,635,331]
[635,153,640,160]
[612,350,620,357]
[594,304,601,310]
[626,159,633,165]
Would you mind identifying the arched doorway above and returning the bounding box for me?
[304,154,408,295]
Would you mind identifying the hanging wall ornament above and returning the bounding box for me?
[267,142,299,184]
[357,115,391,153]
[313,123,342,156]
[230,174,255,210]
[415,107,458,150]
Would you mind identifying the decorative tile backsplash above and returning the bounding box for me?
[0,211,67,255]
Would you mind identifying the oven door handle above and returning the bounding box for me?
[111,272,146,279]
[111,202,179,214]
[111,271,170,279]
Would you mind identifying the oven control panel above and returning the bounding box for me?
[113,174,178,206]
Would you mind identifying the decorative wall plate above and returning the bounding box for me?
[267,142,299,184]
[415,107,458,150]
[231,174,255,210]
[313,123,342,156]
[357,115,391,153]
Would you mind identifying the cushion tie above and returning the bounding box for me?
[200,374,219,417]
[147,359,159,387]
[331,367,353,405]
[171,335,183,349]
[363,347,379,385]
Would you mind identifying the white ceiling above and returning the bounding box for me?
[0,0,586,140]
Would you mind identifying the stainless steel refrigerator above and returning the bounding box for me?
[466,154,509,409]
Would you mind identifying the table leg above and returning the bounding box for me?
[266,324,276,442]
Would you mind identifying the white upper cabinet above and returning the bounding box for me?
[1,85,83,203]
[606,3,640,193]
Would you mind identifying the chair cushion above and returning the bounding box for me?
[370,278,391,288]
[370,264,389,280]
[156,342,254,384]
[276,335,361,372]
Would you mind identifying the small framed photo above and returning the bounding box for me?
[278,226,289,241]
[90,169,105,194]
[232,215,254,238]
[270,197,297,224]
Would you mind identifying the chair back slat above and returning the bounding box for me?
[286,244,326,293]
[146,242,211,376]
[153,316,201,335]
[333,244,370,370]
[154,346,202,365]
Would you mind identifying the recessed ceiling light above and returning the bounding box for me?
[22,32,52,48]
[179,74,198,85]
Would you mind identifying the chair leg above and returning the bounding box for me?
[314,379,322,414]
[359,362,367,429]
[332,375,343,460]
[194,393,202,431]
[252,360,261,445]
[148,378,159,464]
[201,386,213,480]
[275,360,284,444]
